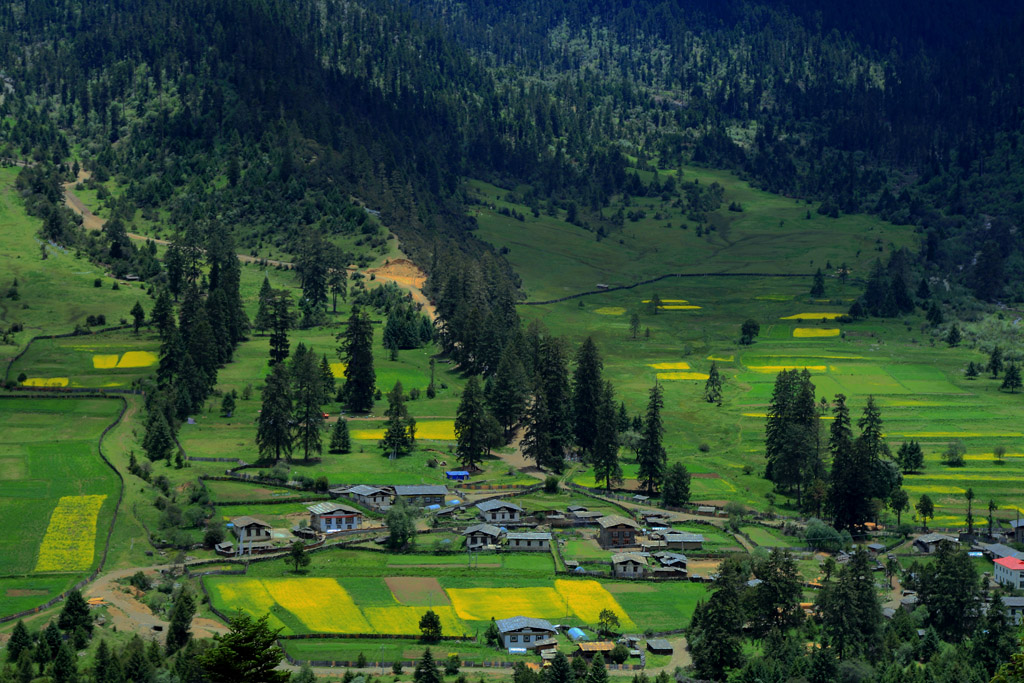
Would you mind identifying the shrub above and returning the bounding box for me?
[608,644,630,664]
[129,571,152,591]
[94,278,102,287]
[544,475,559,493]
[942,440,966,467]
[698,442,710,452]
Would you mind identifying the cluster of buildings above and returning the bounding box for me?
[493,616,673,660]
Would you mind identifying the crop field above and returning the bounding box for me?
[9,330,161,388]
[0,398,121,615]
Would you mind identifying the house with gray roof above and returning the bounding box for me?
[1010,519,1024,544]
[463,523,503,550]
[999,596,1024,625]
[332,484,391,509]
[663,532,704,551]
[506,532,551,552]
[611,552,648,578]
[495,616,557,650]
[476,499,523,523]
[307,502,361,533]
[913,533,957,554]
[230,516,272,544]
[393,484,448,506]
[654,552,689,569]
[597,515,640,549]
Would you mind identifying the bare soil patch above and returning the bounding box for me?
[6,589,48,597]
[385,577,450,605]
[690,472,721,479]
[685,559,722,576]
[366,259,427,289]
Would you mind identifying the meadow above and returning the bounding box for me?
[0,398,122,612]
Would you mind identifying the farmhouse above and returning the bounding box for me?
[1000,596,1024,626]
[393,484,448,506]
[567,505,588,513]
[654,552,688,570]
[495,616,557,649]
[463,523,503,549]
[576,642,615,661]
[1010,519,1024,544]
[307,502,361,533]
[663,532,704,551]
[597,515,640,548]
[647,639,674,655]
[994,556,1024,589]
[333,485,391,509]
[572,510,605,523]
[230,516,271,543]
[476,499,523,523]
[866,543,886,557]
[913,533,958,554]
[611,552,648,578]
[506,532,551,551]
[978,543,1024,561]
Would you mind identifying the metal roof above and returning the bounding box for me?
[477,499,523,513]
[463,524,502,537]
[346,485,388,496]
[577,642,615,652]
[664,532,704,543]
[393,485,448,496]
[647,639,673,652]
[507,532,551,541]
[495,616,556,634]
[612,552,648,565]
[597,515,639,529]
[307,502,360,515]
[231,516,270,528]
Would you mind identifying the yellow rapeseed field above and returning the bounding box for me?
[793,328,840,338]
[648,362,690,370]
[707,355,734,362]
[23,377,69,387]
[747,365,827,373]
[642,299,688,303]
[207,578,283,629]
[116,351,159,368]
[364,606,465,635]
[656,372,709,380]
[780,313,845,320]
[263,578,370,633]
[35,495,106,572]
[92,354,120,369]
[659,305,702,310]
[594,307,626,315]
[330,362,347,378]
[903,484,965,495]
[892,431,1023,438]
[554,580,635,629]
[352,420,456,441]
[448,586,563,621]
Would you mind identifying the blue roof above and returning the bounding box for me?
[446,471,469,476]
[426,504,441,510]
[567,628,587,641]
[447,499,461,506]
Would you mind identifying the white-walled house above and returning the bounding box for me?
[307,502,362,533]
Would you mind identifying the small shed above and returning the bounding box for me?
[577,642,615,660]
[446,470,470,481]
[567,627,588,642]
[647,639,673,655]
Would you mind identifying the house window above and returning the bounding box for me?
[523,635,531,643]
[612,531,619,538]
[510,636,518,643]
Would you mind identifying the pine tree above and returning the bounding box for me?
[522,390,554,471]
[687,557,747,679]
[637,383,667,494]
[52,642,77,683]
[487,344,527,439]
[338,307,376,412]
[810,268,825,297]
[319,355,336,405]
[268,290,294,365]
[455,376,490,470]
[256,363,293,461]
[380,382,415,457]
[974,592,1018,677]
[946,323,962,347]
[199,614,289,682]
[413,648,442,683]
[817,550,882,660]
[254,276,274,334]
[7,620,31,663]
[591,381,622,490]
[748,548,804,638]
[827,394,872,531]
[166,588,196,655]
[988,346,1005,378]
[536,337,573,471]
[142,409,175,463]
[926,301,944,326]
[1001,362,1022,393]
[662,462,691,507]
[966,361,979,379]
[130,300,145,334]
[58,589,92,637]
[629,313,640,339]
[584,653,608,683]
[572,337,604,459]
[916,494,934,531]
[292,349,325,461]
[704,362,723,404]
[220,393,235,417]
[329,418,351,454]
[151,288,175,338]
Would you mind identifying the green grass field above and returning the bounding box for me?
[0,398,122,615]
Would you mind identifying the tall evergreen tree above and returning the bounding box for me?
[268,290,294,366]
[199,614,289,683]
[6,620,30,663]
[637,383,667,494]
[380,382,415,457]
[487,343,528,439]
[338,306,376,412]
[130,300,145,334]
[703,361,723,404]
[748,548,804,638]
[591,381,622,490]
[58,589,92,636]
[455,376,490,470]
[256,363,293,461]
[810,268,826,297]
[661,461,691,507]
[915,542,982,639]
[142,408,175,463]
[151,288,175,338]
[329,418,351,454]
[1001,362,1022,393]
[988,345,1005,378]
[254,276,274,334]
[764,370,819,505]
[817,550,882,661]
[687,556,747,679]
[571,337,604,458]
[291,347,325,461]
[166,589,196,655]
[827,393,873,531]
[413,648,442,683]
[521,390,555,471]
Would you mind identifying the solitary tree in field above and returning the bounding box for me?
[889,488,910,526]
[648,293,662,315]
[946,323,962,347]
[329,418,351,454]
[662,462,691,507]
[380,382,416,458]
[287,541,310,573]
[455,376,491,470]
[419,610,442,642]
[130,300,145,334]
[704,362,723,405]
[740,319,760,345]
[637,383,667,494]
[220,392,235,418]
[597,609,620,636]
[989,346,1005,378]
[966,488,976,535]
[966,361,980,379]
[810,268,826,297]
[256,363,293,461]
[1001,362,1022,393]
[337,306,376,411]
[629,313,640,339]
[917,494,935,531]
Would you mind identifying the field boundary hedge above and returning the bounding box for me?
[519,271,811,306]
[0,393,128,623]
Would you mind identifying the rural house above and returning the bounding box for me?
[611,552,648,578]
[576,642,615,661]
[1010,519,1024,544]
[647,639,673,655]
[333,485,391,509]
[506,532,551,552]
[307,502,361,533]
[393,484,448,506]
[495,616,557,649]
[230,516,272,543]
[597,515,640,548]
[663,532,704,551]
[978,543,1024,561]
[913,533,957,554]
[1000,596,1024,625]
[463,523,503,550]
[654,552,688,570]
[994,556,1024,589]
[476,499,523,523]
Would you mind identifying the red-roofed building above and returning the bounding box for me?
[994,556,1024,589]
